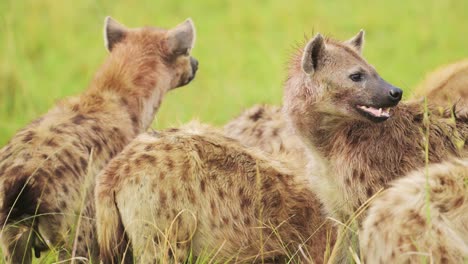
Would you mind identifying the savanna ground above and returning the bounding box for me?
[0,0,467,263]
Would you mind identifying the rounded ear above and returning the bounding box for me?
[345,29,365,54]
[166,18,196,56]
[302,33,326,75]
[103,16,128,52]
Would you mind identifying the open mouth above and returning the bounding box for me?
[356,105,394,122]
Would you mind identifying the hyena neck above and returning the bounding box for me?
[286,73,417,216]
[284,73,348,158]
[301,98,466,218]
[84,48,169,133]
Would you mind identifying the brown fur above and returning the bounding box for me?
[96,122,336,264]
[226,34,468,221]
[224,59,468,176]
[283,33,468,259]
[413,58,468,106]
[225,37,468,263]
[224,105,307,173]
[96,32,468,263]
[360,158,468,263]
[0,17,197,263]
[283,34,468,220]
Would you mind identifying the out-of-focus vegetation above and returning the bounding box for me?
[1,0,467,146]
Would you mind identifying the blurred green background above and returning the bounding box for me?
[1,0,467,146]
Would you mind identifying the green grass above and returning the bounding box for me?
[1,0,468,146]
[0,0,467,262]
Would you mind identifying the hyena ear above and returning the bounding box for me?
[302,33,326,75]
[104,16,128,52]
[166,18,196,56]
[345,29,365,54]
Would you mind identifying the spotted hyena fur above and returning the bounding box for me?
[413,58,468,106]
[96,31,468,263]
[360,158,468,263]
[0,17,197,263]
[282,32,468,256]
[223,34,468,262]
[224,59,468,175]
[96,122,335,264]
[224,104,307,172]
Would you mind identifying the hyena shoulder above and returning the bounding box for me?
[413,58,468,106]
[360,158,468,263]
[224,104,308,171]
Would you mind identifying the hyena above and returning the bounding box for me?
[96,123,335,264]
[96,31,468,263]
[225,54,468,170]
[0,17,198,263]
[413,58,468,106]
[360,158,468,263]
[283,31,467,221]
[283,31,468,258]
[224,105,307,172]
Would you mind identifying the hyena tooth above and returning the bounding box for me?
[378,108,382,116]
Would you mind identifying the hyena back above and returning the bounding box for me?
[0,17,198,263]
[360,158,468,263]
[413,58,468,106]
[224,104,307,172]
[96,122,335,264]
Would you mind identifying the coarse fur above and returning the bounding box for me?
[360,158,468,263]
[283,32,468,258]
[224,105,307,173]
[96,32,468,263]
[283,32,467,221]
[0,17,198,263]
[96,122,336,264]
[226,35,468,262]
[224,58,468,174]
[223,31,374,176]
[413,58,468,106]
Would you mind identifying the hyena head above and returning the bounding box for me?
[285,30,402,124]
[104,16,198,91]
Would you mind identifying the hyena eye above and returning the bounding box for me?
[349,73,364,82]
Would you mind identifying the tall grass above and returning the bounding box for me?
[1,0,467,263]
[1,0,468,146]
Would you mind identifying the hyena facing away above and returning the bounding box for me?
[360,158,468,263]
[0,17,198,263]
[96,123,335,264]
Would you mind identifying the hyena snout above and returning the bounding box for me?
[374,81,403,107]
[175,56,198,88]
[388,86,403,103]
[356,81,403,122]
[189,57,199,82]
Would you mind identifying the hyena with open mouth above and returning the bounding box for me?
[96,31,467,263]
[0,17,198,263]
[225,37,468,174]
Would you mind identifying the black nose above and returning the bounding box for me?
[190,57,198,73]
[388,87,403,101]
